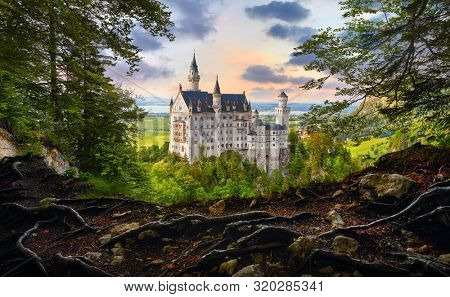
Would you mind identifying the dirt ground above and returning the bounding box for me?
[0,144,449,277]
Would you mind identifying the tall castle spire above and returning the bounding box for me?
[212,75,222,112]
[188,51,200,91]
[213,75,221,94]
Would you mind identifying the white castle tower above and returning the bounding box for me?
[187,52,200,91]
[275,91,290,126]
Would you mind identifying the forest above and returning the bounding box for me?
[0,0,449,277]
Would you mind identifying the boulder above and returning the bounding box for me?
[358,174,417,201]
[332,235,359,255]
[219,259,238,275]
[209,200,226,215]
[232,264,263,277]
[0,128,19,158]
[110,222,140,234]
[42,146,71,174]
[288,236,318,262]
[326,210,344,228]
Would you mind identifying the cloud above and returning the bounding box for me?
[250,86,298,100]
[241,65,311,84]
[131,27,163,52]
[107,61,174,82]
[164,0,218,40]
[267,24,316,43]
[286,54,316,66]
[245,1,310,22]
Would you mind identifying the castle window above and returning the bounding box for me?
[273,144,275,147]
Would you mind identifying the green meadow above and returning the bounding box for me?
[137,117,170,148]
[347,137,390,159]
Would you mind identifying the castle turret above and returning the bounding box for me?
[212,75,222,112]
[275,91,290,126]
[188,52,200,91]
[251,109,260,127]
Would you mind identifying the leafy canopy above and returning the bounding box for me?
[295,0,449,136]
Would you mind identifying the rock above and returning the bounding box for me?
[401,230,423,247]
[318,266,334,275]
[84,252,102,261]
[326,210,344,228]
[417,244,431,253]
[110,222,140,234]
[288,236,318,262]
[332,190,344,198]
[249,199,258,208]
[232,264,263,277]
[358,173,417,201]
[138,230,160,240]
[111,256,124,266]
[42,146,71,174]
[353,270,363,277]
[0,128,19,158]
[219,259,238,275]
[332,236,359,255]
[251,253,264,264]
[438,254,450,265]
[112,211,132,218]
[39,197,59,206]
[435,173,445,182]
[209,200,226,215]
[149,259,164,266]
[111,243,124,256]
[99,234,112,245]
[163,245,174,254]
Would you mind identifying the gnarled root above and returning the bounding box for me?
[54,252,112,277]
[299,249,409,277]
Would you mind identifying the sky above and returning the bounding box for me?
[107,0,346,103]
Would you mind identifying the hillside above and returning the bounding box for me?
[0,145,449,277]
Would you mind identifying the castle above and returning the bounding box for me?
[169,53,290,173]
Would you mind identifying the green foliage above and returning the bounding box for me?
[288,132,356,186]
[294,0,450,138]
[0,0,174,178]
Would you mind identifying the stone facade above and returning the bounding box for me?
[169,54,291,173]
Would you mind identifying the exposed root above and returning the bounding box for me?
[54,252,112,276]
[388,252,450,276]
[299,249,409,276]
[104,211,273,247]
[319,185,450,238]
[2,203,89,228]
